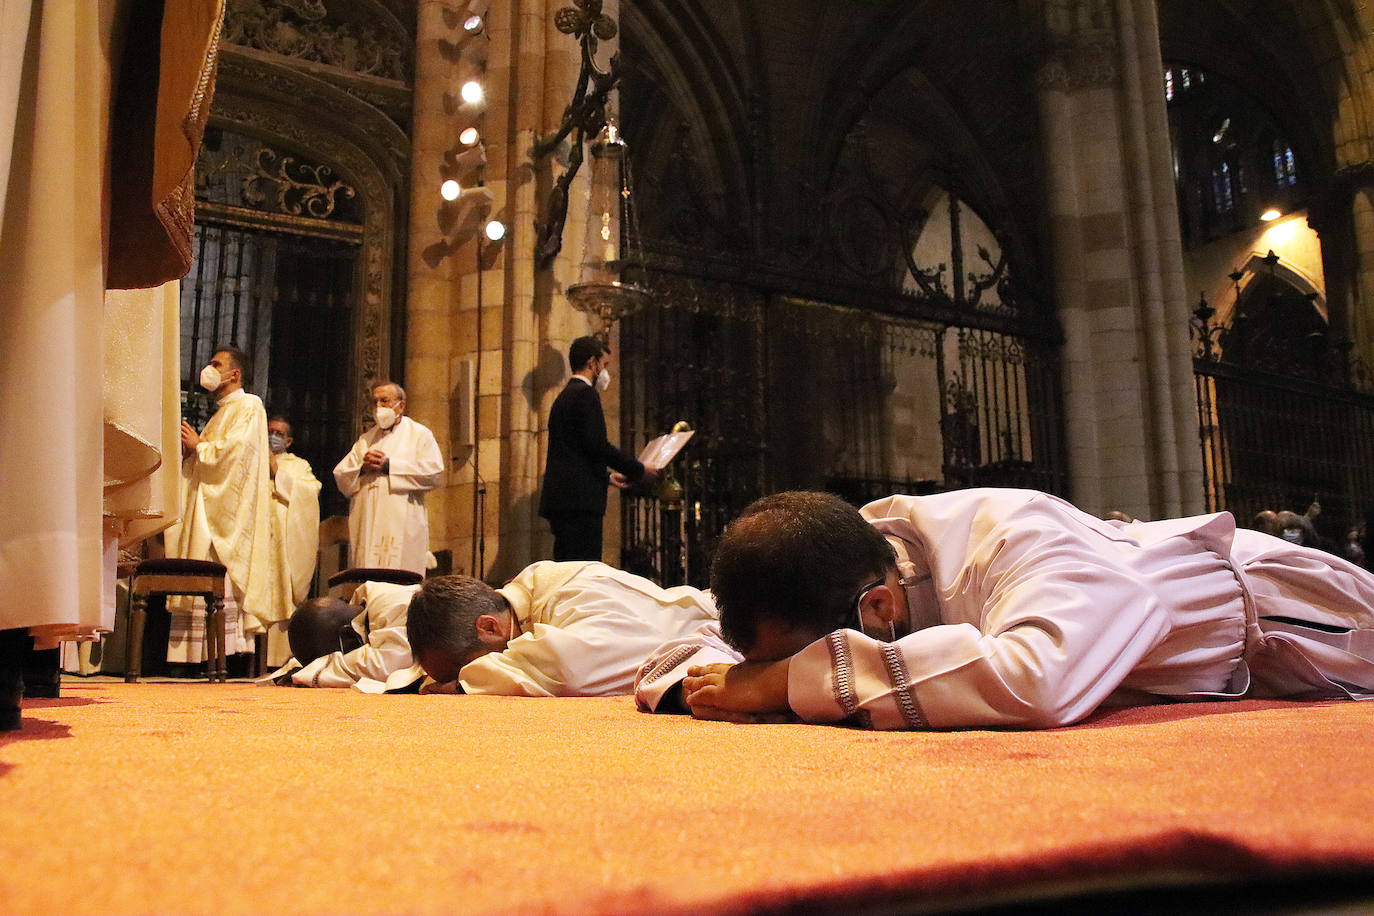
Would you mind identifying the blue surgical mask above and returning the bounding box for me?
[268,432,288,454]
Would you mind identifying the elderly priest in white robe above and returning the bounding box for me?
[407,562,719,696]
[334,382,443,576]
[636,489,1374,730]
[164,346,284,662]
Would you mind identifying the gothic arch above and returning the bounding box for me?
[620,0,762,247]
[806,1,1047,301]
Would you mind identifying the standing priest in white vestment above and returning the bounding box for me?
[333,382,443,576]
[266,414,321,664]
[637,489,1374,729]
[407,562,719,696]
[164,346,284,662]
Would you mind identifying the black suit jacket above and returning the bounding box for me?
[538,378,645,517]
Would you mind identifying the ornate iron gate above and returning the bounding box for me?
[1191,269,1374,543]
[1194,361,1374,533]
[619,273,1066,588]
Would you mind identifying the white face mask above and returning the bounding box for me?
[1281,529,1303,543]
[374,406,398,429]
[199,365,222,392]
[595,368,611,391]
[267,432,288,454]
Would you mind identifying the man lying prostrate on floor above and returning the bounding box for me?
[273,582,423,692]
[634,489,1374,729]
[406,562,717,696]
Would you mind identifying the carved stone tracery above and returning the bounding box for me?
[198,128,362,224]
[1036,0,1119,91]
[223,0,410,82]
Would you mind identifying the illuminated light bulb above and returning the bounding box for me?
[441,179,461,201]
[459,127,479,146]
[484,220,506,241]
[1260,208,1282,222]
[461,81,483,105]
[463,14,484,33]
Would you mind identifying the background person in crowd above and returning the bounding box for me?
[407,561,716,696]
[538,336,659,561]
[636,489,1374,729]
[164,346,282,666]
[1276,509,1321,548]
[266,415,321,664]
[1253,509,1283,537]
[334,382,443,576]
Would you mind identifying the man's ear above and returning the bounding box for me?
[474,614,505,646]
[861,585,903,626]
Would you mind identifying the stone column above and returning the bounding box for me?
[406,0,470,573]
[1352,187,1374,368]
[488,0,551,579]
[1035,0,1203,519]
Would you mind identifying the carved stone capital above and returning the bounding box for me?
[1036,0,1117,92]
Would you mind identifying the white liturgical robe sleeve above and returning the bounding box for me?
[634,621,744,712]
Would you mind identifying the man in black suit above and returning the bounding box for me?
[539,336,660,560]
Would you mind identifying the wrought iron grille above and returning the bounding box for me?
[1194,361,1374,539]
[1191,256,1374,543]
[620,272,1066,588]
[618,276,768,587]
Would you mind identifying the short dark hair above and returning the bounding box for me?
[287,597,363,665]
[268,414,291,434]
[710,491,896,654]
[568,336,608,373]
[405,575,507,665]
[213,345,252,386]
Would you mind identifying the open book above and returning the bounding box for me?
[637,429,694,467]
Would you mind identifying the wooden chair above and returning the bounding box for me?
[326,567,423,600]
[126,558,228,683]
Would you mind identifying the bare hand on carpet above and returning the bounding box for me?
[683,660,791,722]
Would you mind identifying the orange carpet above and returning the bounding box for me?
[4,681,1374,914]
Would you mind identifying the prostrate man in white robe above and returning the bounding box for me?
[406,563,718,696]
[277,583,422,691]
[165,346,284,662]
[636,489,1374,729]
[265,415,321,664]
[334,382,443,576]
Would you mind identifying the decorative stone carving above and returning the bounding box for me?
[198,128,361,222]
[211,96,397,393]
[1036,0,1118,91]
[244,148,357,219]
[216,49,411,170]
[224,0,410,82]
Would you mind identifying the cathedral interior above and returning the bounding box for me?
[194,0,1374,587]
[9,4,1374,913]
